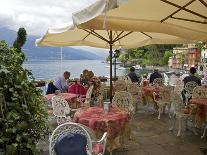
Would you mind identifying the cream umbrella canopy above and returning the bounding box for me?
[36,0,206,101]
[74,0,207,41]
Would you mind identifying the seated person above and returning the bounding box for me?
[46,71,70,94]
[149,69,163,84]
[181,67,201,103]
[127,67,141,83]
[80,69,89,86]
[54,133,87,155]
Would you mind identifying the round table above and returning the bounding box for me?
[73,107,129,151]
[45,93,79,108]
[141,86,160,105]
[189,98,207,126]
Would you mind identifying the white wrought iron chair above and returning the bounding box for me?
[127,83,142,111]
[153,86,174,119]
[169,92,194,136]
[49,122,107,155]
[77,85,94,106]
[192,86,207,139]
[112,91,135,143]
[112,91,135,117]
[114,80,127,92]
[153,78,164,86]
[184,81,198,105]
[51,96,72,125]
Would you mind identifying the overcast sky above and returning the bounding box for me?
[0,0,97,36]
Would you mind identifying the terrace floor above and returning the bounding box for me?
[39,108,207,155]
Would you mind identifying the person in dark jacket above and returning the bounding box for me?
[128,67,140,83]
[181,67,201,103]
[149,69,163,84]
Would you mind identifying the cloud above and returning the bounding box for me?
[0,0,96,36]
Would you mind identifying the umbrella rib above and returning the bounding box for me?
[113,31,133,43]
[113,31,124,42]
[140,32,153,39]
[171,16,207,24]
[82,32,91,41]
[83,29,109,43]
[160,0,207,22]
[160,0,196,23]
[199,0,207,7]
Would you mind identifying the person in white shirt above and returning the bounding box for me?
[46,71,70,94]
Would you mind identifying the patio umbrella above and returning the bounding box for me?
[36,0,207,101]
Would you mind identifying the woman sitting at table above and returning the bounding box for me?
[90,76,101,106]
[46,71,70,94]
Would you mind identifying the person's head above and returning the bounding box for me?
[130,67,135,72]
[190,67,197,75]
[143,74,147,78]
[154,69,159,73]
[63,71,70,79]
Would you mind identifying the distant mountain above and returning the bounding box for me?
[0,27,104,60]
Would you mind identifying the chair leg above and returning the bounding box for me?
[177,117,182,136]
[201,124,207,139]
[168,104,172,118]
[169,114,176,131]
[158,106,162,120]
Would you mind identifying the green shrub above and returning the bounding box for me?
[0,41,47,155]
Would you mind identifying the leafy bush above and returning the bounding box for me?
[0,41,47,154]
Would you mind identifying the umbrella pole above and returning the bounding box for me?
[109,30,113,103]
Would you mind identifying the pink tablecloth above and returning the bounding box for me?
[189,98,207,126]
[74,107,129,138]
[45,93,78,103]
[141,86,160,104]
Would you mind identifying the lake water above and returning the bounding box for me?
[23,60,129,80]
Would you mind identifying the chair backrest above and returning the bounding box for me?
[192,86,207,99]
[51,96,71,118]
[49,122,92,155]
[127,83,141,95]
[172,91,184,113]
[112,91,135,116]
[114,80,127,92]
[153,78,164,86]
[184,81,198,95]
[86,85,94,99]
[157,86,174,102]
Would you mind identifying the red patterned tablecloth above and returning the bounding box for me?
[74,107,129,151]
[189,98,207,126]
[45,93,78,103]
[141,86,160,104]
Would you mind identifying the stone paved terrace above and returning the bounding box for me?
[39,109,207,155]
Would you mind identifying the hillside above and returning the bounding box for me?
[0,27,104,60]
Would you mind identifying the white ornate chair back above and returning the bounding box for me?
[192,86,207,99]
[157,87,173,103]
[49,122,93,155]
[51,96,71,125]
[118,76,127,80]
[85,85,94,105]
[114,80,127,92]
[172,91,184,114]
[127,83,141,95]
[112,91,135,117]
[153,78,164,86]
[51,96,71,118]
[184,81,198,95]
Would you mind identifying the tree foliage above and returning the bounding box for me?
[0,40,47,154]
[117,44,180,66]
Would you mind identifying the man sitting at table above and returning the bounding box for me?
[149,69,163,84]
[181,67,201,103]
[128,67,141,83]
[46,71,70,94]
